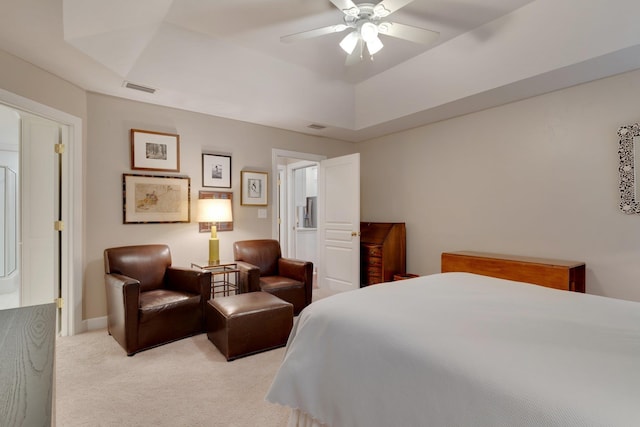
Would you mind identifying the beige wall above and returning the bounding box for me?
[357,68,640,302]
[1,48,355,322]
[0,50,87,121]
[5,46,640,323]
[84,93,354,319]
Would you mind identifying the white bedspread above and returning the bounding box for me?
[266,273,640,427]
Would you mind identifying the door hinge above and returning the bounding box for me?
[277,218,281,224]
[54,143,65,154]
[54,220,64,231]
[55,297,64,309]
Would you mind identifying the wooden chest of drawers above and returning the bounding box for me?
[441,251,586,292]
[360,222,406,286]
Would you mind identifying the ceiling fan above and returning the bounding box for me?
[281,0,439,65]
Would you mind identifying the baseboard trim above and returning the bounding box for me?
[84,316,107,332]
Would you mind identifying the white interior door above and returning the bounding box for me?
[317,153,360,292]
[20,115,60,308]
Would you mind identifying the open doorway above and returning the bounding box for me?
[272,150,361,293]
[286,160,318,265]
[0,88,83,336]
[0,104,65,321]
[271,149,325,268]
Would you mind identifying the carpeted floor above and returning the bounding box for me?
[55,328,291,426]
[55,288,342,427]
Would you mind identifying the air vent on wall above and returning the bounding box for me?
[307,124,326,130]
[123,81,156,94]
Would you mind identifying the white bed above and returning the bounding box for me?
[266,272,640,427]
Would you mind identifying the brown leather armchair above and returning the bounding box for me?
[233,239,313,315]
[104,244,211,356]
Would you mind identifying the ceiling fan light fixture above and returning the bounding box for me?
[280,0,438,64]
[360,22,379,43]
[339,31,359,54]
[366,36,384,55]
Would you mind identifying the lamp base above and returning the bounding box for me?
[209,238,220,264]
[208,224,220,264]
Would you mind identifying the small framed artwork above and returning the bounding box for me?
[130,129,180,172]
[198,190,233,232]
[241,171,268,206]
[202,153,231,188]
[123,174,190,223]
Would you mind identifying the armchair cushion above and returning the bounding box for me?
[138,290,201,323]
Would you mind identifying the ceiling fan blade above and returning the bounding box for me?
[345,38,364,66]
[373,0,414,17]
[329,0,360,17]
[378,22,439,45]
[280,24,349,43]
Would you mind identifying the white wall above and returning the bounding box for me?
[358,68,640,302]
[84,93,355,319]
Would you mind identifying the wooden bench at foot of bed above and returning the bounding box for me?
[441,251,585,292]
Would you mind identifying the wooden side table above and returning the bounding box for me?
[191,261,240,298]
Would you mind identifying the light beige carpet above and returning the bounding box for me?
[55,289,342,427]
[55,329,291,426]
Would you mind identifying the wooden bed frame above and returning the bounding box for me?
[441,251,585,292]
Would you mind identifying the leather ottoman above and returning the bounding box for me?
[206,292,294,361]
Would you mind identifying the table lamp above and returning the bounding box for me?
[197,198,233,264]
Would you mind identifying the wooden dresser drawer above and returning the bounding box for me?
[362,244,382,257]
[360,222,406,286]
[366,256,382,266]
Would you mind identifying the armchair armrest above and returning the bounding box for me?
[279,258,312,283]
[236,261,261,293]
[279,258,314,307]
[105,273,140,308]
[104,273,141,355]
[165,267,211,300]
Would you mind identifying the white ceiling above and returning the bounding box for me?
[2,0,640,141]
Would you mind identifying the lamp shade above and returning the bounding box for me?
[197,198,233,223]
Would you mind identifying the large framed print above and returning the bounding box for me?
[241,171,268,206]
[131,129,180,172]
[123,174,190,223]
[202,154,231,188]
[198,190,233,233]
